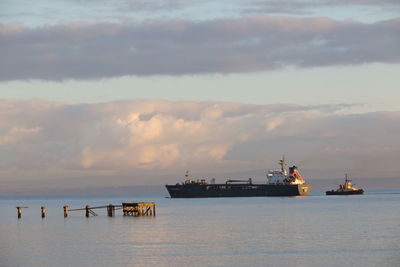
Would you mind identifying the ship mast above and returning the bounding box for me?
[344,173,352,190]
[279,156,286,172]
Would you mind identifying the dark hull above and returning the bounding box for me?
[166,183,312,198]
[326,189,364,195]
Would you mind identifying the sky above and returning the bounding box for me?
[0,0,400,193]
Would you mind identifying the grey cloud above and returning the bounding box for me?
[64,0,188,11]
[116,0,187,11]
[0,99,399,183]
[0,16,399,81]
[248,0,400,14]
[66,0,400,13]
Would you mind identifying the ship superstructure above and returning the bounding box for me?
[267,156,305,185]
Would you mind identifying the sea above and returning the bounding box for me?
[0,189,399,267]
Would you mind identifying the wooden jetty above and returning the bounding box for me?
[122,202,156,217]
[14,202,156,219]
[64,202,155,218]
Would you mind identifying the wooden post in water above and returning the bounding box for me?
[107,204,115,217]
[107,204,111,217]
[85,205,90,218]
[63,206,69,218]
[153,204,156,216]
[16,206,28,219]
[41,206,46,218]
[17,207,22,219]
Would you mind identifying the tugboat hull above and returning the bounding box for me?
[326,189,364,195]
[166,183,312,198]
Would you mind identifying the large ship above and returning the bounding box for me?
[165,157,312,198]
[326,174,364,195]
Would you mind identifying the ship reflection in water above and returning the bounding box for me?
[166,157,312,198]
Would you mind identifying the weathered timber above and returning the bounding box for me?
[63,205,69,218]
[16,206,28,219]
[107,204,115,217]
[122,202,156,217]
[89,209,98,216]
[62,203,155,217]
[41,206,46,218]
[85,205,90,218]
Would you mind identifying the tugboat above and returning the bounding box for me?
[165,157,312,198]
[326,174,364,195]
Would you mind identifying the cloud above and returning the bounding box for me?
[248,0,400,14]
[0,15,399,81]
[0,99,399,183]
[62,0,189,11]
[63,0,400,14]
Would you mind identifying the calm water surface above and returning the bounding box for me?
[1,190,399,267]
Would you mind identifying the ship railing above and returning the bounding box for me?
[226,178,252,184]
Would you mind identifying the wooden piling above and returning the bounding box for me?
[85,205,90,218]
[16,206,28,219]
[17,207,22,219]
[63,205,69,218]
[41,206,46,218]
[107,204,115,217]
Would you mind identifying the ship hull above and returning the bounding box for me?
[326,189,364,195]
[166,183,312,198]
